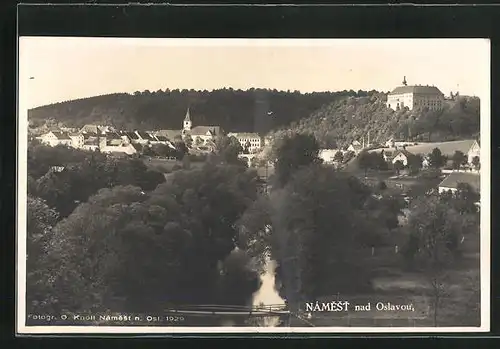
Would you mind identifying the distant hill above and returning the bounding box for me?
[268,94,480,148]
[28,88,382,135]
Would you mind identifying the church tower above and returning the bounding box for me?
[183,107,192,131]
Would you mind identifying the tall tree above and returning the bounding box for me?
[471,156,480,170]
[267,167,375,310]
[405,196,469,325]
[451,150,467,170]
[29,164,262,315]
[274,133,321,187]
[26,196,60,314]
[428,148,446,169]
[215,135,244,165]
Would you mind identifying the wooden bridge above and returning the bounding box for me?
[162,304,316,326]
[164,304,290,317]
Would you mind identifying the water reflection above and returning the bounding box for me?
[250,257,287,327]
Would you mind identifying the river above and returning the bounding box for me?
[250,257,286,327]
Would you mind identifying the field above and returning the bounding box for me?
[369,139,475,157]
[143,157,205,173]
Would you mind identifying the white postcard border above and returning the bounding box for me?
[16,38,491,334]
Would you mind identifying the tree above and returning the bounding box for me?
[265,167,375,310]
[428,148,446,169]
[173,139,189,160]
[31,165,262,315]
[26,196,60,314]
[333,151,344,163]
[358,151,372,177]
[194,136,204,147]
[405,196,469,325]
[378,180,387,191]
[451,150,467,170]
[151,143,176,158]
[243,140,251,154]
[471,155,480,171]
[393,160,404,176]
[215,135,244,165]
[34,156,165,218]
[407,154,423,174]
[274,133,321,187]
[184,134,193,148]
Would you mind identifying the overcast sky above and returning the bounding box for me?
[19,37,490,109]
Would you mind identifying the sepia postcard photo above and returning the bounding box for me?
[17,37,490,334]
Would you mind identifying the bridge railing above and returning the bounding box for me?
[163,304,289,316]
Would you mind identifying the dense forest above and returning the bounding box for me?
[28,88,382,134]
[268,94,480,148]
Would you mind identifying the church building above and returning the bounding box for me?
[182,107,223,144]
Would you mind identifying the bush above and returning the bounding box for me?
[419,168,442,180]
[378,181,387,191]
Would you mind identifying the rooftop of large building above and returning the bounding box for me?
[389,85,444,96]
[438,172,480,192]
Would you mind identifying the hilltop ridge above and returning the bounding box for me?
[28,88,381,135]
[268,94,480,148]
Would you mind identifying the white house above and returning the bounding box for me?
[69,133,84,148]
[391,149,414,166]
[438,172,480,194]
[386,77,445,111]
[318,149,342,164]
[37,131,73,147]
[98,136,137,155]
[227,132,263,153]
[467,139,480,165]
[347,141,364,155]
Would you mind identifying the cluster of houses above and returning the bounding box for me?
[318,137,481,196]
[34,108,264,156]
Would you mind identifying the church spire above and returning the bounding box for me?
[183,106,192,131]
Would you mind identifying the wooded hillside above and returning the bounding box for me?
[28,88,381,134]
[268,94,480,148]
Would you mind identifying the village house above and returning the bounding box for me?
[81,138,99,151]
[347,140,364,155]
[386,77,445,111]
[227,132,263,153]
[467,139,480,166]
[98,135,137,155]
[318,149,342,164]
[134,130,156,145]
[154,129,182,142]
[391,149,414,166]
[80,124,112,135]
[68,133,84,148]
[37,131,73,147]
[438,172,480,194]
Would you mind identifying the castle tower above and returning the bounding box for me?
[183,107,192,131]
